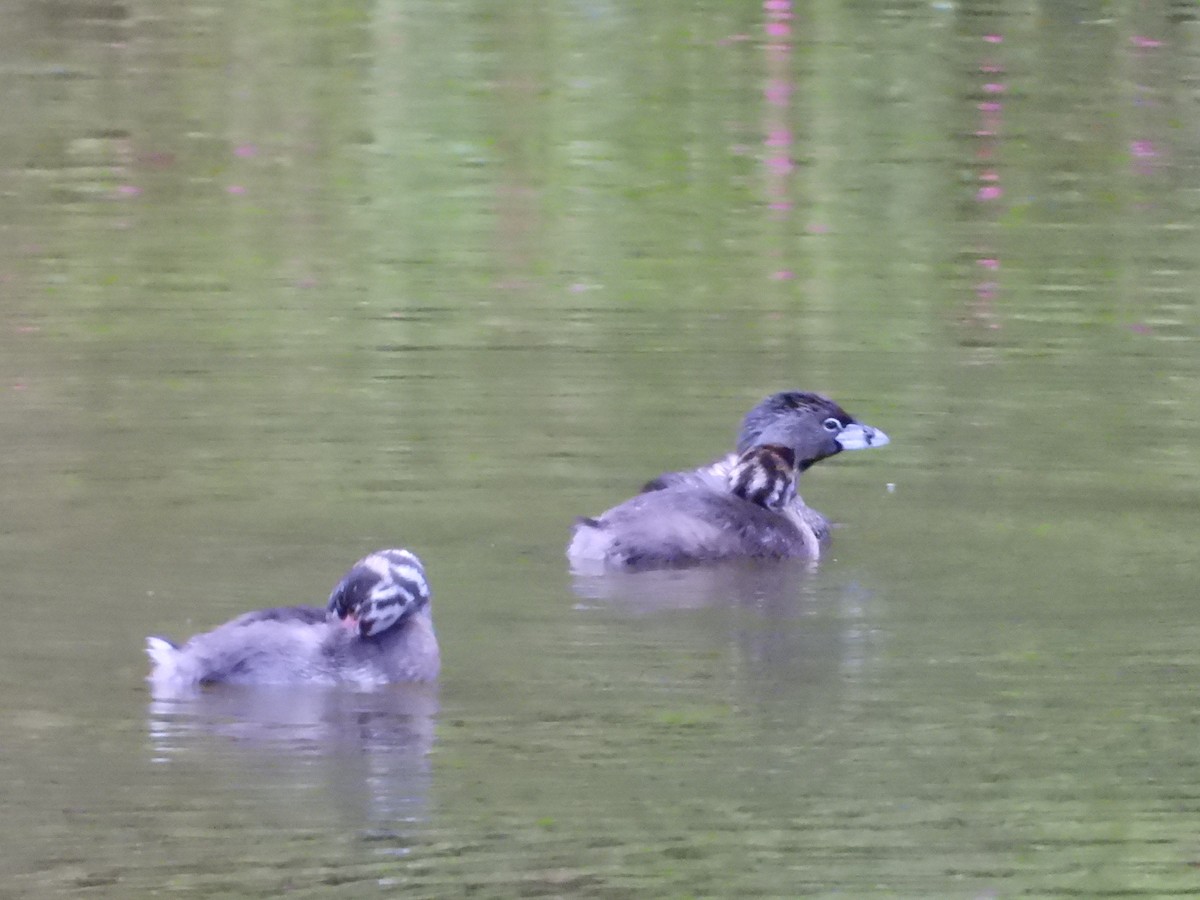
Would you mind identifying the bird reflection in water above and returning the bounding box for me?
[146,683,438,839]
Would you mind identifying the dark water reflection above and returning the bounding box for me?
[2,0,1200,896]
[571,560,874,689]
[147,685,437,832]
[571,558,822,612]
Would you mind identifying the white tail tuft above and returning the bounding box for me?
[145,636,179,678]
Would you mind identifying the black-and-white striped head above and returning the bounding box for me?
[326,549,431,639]
[736,391,889,470]
[728,444,797,511]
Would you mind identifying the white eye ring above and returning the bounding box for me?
[822,417,842,433]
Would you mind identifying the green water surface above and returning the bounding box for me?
[2,1,1199,897]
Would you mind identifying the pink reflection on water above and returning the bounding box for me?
[966,33,1008,332]
[975,281,999,301]
[765,155,793,175]
[1125,23,1169,331]
[761,0,796,273]
[1128,28,1166,177]
[764,79,790,107]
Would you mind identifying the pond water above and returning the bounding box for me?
[3,1,1200,897]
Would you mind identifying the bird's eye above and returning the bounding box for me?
[822,417,842,433]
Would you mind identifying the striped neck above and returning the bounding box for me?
[728,445,797,511]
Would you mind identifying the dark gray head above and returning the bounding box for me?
[736,391,889,470]
[728,444,797,511]
[326,548,430,639]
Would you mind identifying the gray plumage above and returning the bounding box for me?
[146,549,439,692]
[569,391,889,572]
[570,445,819,570]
